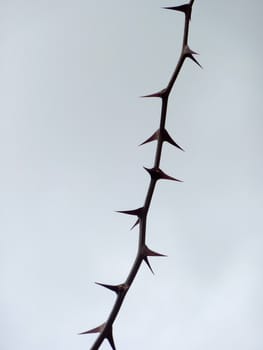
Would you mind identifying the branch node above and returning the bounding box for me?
[139,129,159,146]
[141,245,167,274]
[163,129,184,151]
[162,4,192,19]
[95,282,129,295]
[141,88,168,99]
[144,167,183,182]
[116,207,144,217]
[78,323,105,335]
[139,128,184,151]
[183,45,202,68]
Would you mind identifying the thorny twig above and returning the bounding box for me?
[79,1,201,349]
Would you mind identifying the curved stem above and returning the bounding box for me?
[86,1,198,348]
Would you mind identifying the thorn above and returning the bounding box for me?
[144,167,183,182]
[184,45,198,56]
[130,218,139,230]
[143,245,167,258]
[183,45,202,68]
[78,323,105,335]
[106,327,116,350]
[117,207,144,229]
[139,129,184,151]
[188,54,202,68]
[142,245,167,274]
[116,207,144,218]
[163,129,184,151]
[143,256,155,274]
[139,130,159,146]
[116,207,144,216]
[95,282,129,294]
[162,4,192,18]
[141,88,167,99]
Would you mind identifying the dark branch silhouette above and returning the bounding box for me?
[79,1,201,348]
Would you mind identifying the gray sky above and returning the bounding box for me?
[1,1,263,349]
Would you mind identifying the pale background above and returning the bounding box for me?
[1,1,263,349]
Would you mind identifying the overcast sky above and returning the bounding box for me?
[1,1,263,349]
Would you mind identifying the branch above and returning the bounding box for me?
[79,1,201,348]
